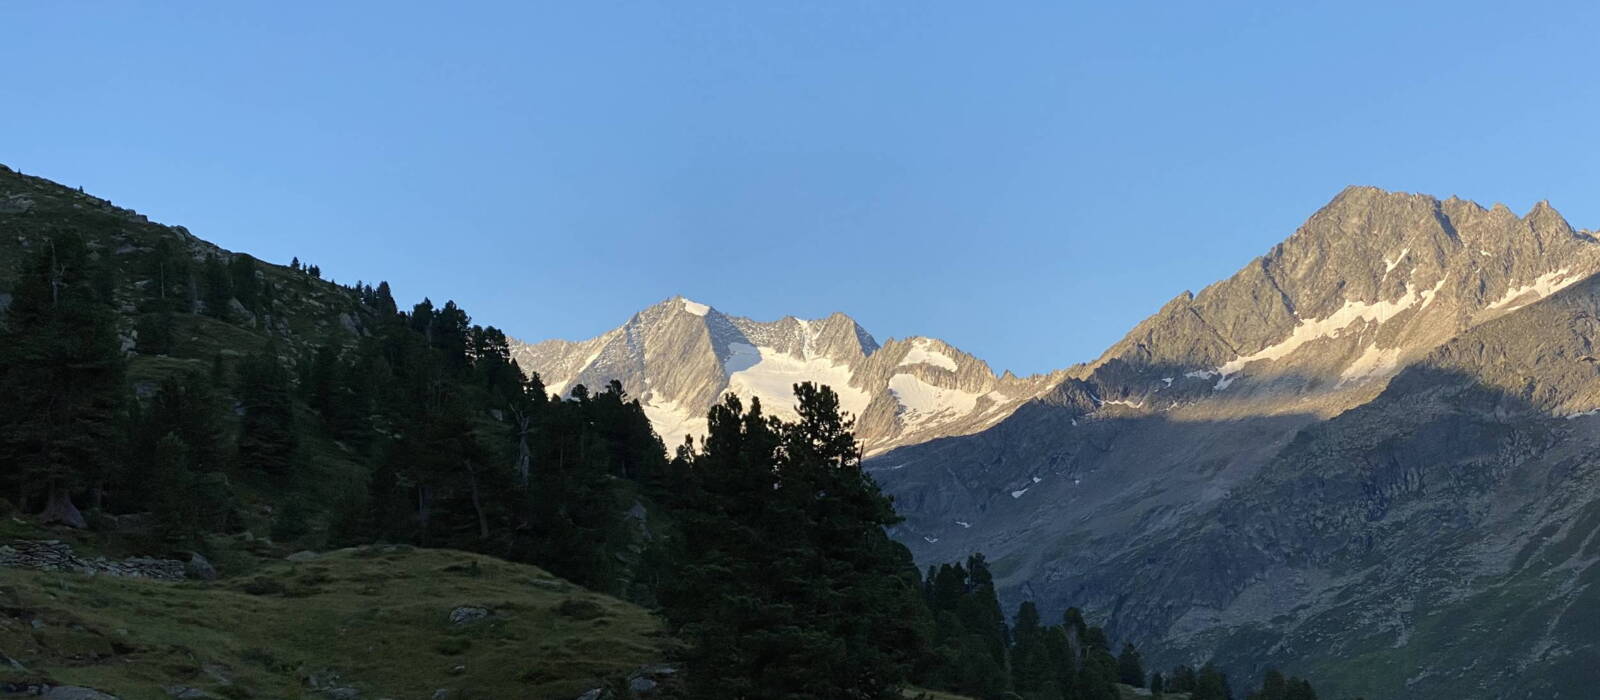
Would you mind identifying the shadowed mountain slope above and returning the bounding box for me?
[872,187,1600,699]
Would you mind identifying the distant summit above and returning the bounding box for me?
[509,297,1062,454]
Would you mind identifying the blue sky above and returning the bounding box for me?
[5,2,1600,375]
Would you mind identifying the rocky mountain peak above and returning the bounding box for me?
[510,300,1060,454]
[1080,187,1600,414]
[871,186,1600,698]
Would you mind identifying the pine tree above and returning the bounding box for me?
[1256,668,1287,700]
[1194,663,1233,700]
[228,255,260,312]
[0,234,126,526]
[237,344,299,480]
[201,254,233,321]
[1117,643,1146,688]
[659,384,931,699]
[1012,601,1051,694]
[148,433,201,541]
[1168,665,1198,693]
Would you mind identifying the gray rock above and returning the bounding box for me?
[163,687,220,699]
[40,687,119,700]
[185,552,218,581]
[871,187,1600,700]
[447,606,489,625]
[628,676,657,694]
[286,550,320,562]
[0,194,34,213]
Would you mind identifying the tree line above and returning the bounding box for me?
[0,230,1335,699]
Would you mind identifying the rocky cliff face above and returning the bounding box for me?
[509,299,1063,454]
[870,187,1600,699]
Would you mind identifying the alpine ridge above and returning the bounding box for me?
[870,186,1600,699]
[509,298,1064,454]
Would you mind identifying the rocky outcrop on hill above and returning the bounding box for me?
[0,540,189,581]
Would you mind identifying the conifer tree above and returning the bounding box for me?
[228,255,260,312]
[201,255,232,320]
[1118,643,1146,688]
[1194,663,1233,700]
[660,384,930,699]
[0,234,125,525]
[1012,601,1051,695]
[237,344,299,480]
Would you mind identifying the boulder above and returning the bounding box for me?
[163,687,221,699]
[185,552,218,581]
[41,687,120,700]
[447,606,489,625]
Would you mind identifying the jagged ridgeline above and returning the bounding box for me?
[876,187,1600,700]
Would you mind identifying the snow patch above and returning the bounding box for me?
[889,374,982,427]
[681,299,710,316]
[899,339,959,371]
[726,343,872,420]
[1161,377,1174,386]
[1031,476,1042,483]
[546,341,610,399]
[1010,488,1029,499]
[1566,409,1600,420]
[955,520,971,528]
[923,536,940,544]
[1341,343,1406,381]
[1384,248,1409,273]
[641,395,709,450]
[1184,370,1217,379]
[1486,268,1579,311]
[1211,281,1444,387]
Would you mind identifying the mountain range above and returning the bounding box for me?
[508,300,1063,455]
[515,186,1600,699]
[7,159,1595,698]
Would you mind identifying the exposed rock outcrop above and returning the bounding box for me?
[511,298,1064,454]
[871,188,1600,699]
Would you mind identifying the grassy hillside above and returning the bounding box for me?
[0,545,673,700]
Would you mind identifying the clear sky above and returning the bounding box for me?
[6,2,1600,375]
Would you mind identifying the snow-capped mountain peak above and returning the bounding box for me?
[509,298,1059,453]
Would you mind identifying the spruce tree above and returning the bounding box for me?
[1012,601,1051,694]
[0,234,126,525]
[201,255,233,321]
[237,344,299,480]
[660,384,931,699]
[1117,643,1146,687]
